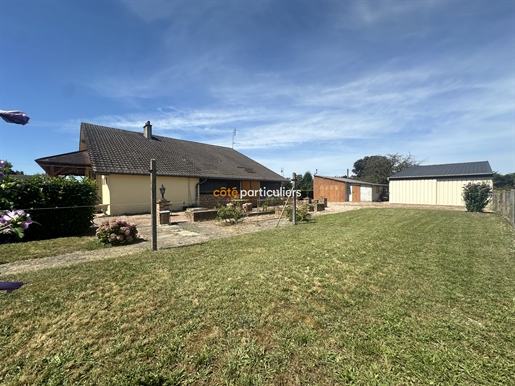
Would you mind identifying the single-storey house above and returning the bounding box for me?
[313,175,388,202]
[389,161,493,206]
[36,122,286,215]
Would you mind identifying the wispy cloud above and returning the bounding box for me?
[5,0,511,175]
[78,64,512,160]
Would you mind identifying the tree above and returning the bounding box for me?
[352,157,368,179]
[493,172,515,190]
[0,160,24,175]
[295,171,314,198]
[351,153,420,184]
[280,171,314,198]
[388,153,421,174]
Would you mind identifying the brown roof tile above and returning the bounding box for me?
[81,123,285,181]
[36,150,90,167]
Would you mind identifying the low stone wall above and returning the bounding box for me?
[314,203,325,211]
[274,200,325,214]
[186,208,276,222]
[185,209,218,222]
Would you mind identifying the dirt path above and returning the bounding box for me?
[0,202,464,276]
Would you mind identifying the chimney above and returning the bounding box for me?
[144,121,152,139]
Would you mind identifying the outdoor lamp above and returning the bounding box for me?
[159,184,166,200]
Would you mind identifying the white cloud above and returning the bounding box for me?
[75,0,515,175]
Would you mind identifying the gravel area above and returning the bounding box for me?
[0,202,465,277]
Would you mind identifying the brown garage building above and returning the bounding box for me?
[314,175,388,203]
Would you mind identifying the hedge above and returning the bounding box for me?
[0,175,98,240]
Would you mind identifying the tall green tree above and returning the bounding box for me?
[493,172,515,190]
[296,171,313,198]
[351,153,420,184]
[0,160,24,175]
[281,171,314,197]
[388,153,420,174]
[351,157,370,179]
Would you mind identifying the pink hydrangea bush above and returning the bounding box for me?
[96,218,138,246]
[0,160,33,242]
[0,209,32,242]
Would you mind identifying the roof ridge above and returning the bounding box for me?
[414,160,489,167]
[81,122,235,150]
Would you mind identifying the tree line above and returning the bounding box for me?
[0,160,25,175]
[493,172,515,190]
[351,153,421,185]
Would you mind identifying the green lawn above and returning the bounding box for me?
[1,209,514,385]
[0,235,106,264]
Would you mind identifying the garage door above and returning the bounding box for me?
[351,185,360,202]
[360,186,372,202]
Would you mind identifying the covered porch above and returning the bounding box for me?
[35,150,93,178]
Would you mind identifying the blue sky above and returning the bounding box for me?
[0,0,513,177]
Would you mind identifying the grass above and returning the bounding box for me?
[0,235,107,264]
[1,208,514,385]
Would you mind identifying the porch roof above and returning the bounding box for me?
[35,150,90,177]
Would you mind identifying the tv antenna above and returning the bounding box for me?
[232,129,237,149]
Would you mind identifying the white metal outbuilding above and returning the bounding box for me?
[389,161,493,206]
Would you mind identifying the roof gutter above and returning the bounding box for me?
[196,178,208,206]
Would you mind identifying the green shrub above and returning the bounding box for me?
[286,205,312,222]
[462,182,493,212]
[216,204,244,225]
[96,218,138,246]
[0,175,98,240]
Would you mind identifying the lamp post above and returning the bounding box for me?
[157,183,171,225]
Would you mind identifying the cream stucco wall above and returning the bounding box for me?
[100,174,199,215]
[100,175,110,209]
[390,178,493,206]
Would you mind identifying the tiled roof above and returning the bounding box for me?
[389,161,493,180]
[36,150,90,167]
[35,150,91,176]
[80,123,285,181]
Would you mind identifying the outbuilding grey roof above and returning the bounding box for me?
[78,123,285,181]
[389,161,493,180]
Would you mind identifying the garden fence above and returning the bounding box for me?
[492,189,515,226]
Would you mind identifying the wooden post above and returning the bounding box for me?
[150,159,157,251]
[292,172,297,225]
